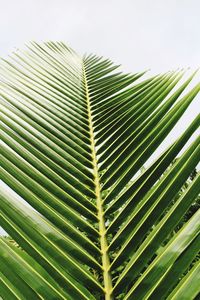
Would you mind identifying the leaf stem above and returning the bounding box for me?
[83,62,113,300]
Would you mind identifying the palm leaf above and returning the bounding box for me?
[0,42,199,299]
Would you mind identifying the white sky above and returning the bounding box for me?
[0,0,199,235]
[0,0,199,71]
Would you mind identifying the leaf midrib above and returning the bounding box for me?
[82,60,113,300]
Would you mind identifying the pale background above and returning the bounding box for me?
[0,0,199,235]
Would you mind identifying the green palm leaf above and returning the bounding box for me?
[0,41,199,299]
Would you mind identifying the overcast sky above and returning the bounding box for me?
[0,0,199,70]
[0,0,199,235]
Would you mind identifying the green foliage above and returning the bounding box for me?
[0,42,199,299]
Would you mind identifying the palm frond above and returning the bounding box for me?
[0,42,199,299]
